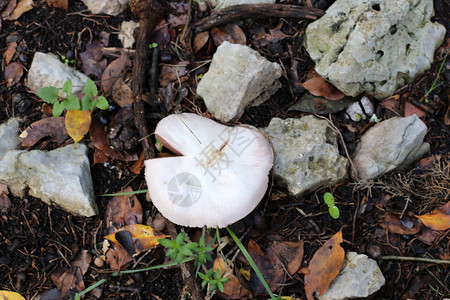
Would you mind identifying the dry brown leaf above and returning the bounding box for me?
[0,0,17,19]
[193,31,210,53]
[167,14,187,26]
[90,119,138,162]
[93,148,110,165]
[213,257,249,299]
[0,192,11,213]
[104,187,143,233]
[378,212,422,235]
[105,224,167,253]
[132,152,145,174]
[304,230,345,300]
[299,69,345,101]
[211,27,235,47]
[80,40,107,78]
[416,201,450,231]
[106,242,132,270]
[270,240,304,275]
[112,77,133,107]
[4,41,17,65]
[72,250,92,275]
[101,53,131,95]
[404,102,426,119]
[7,0,33,20]
[221,24,246,45]
[51,266,85,300]
[65,110,91,147]
[4,62,23,87]
[247,239,283,296]
[46,0,67,9]
[414,226,441,245]
[20,117,68,147]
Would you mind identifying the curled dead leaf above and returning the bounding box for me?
[4,41,17,65]
[378,212,422,235]
[269,240,304,275]
[299,68,345,101]
[20,117,68,147]
[105,224,167,253]
[104,186,143,233]
[101,53,131,95]
[416,201,450,231]
[213,257,249,299]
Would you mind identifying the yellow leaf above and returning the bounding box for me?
[65,110,91,147]
[0,290,26,300]
[213,257,249,298]
[240,267,251,281]
[105,224,167,253]
[416,201,450,231]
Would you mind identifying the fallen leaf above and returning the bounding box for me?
[416,201,450,231]
[80,40,107,78]
[4,41,17,65]
[247,239,283,296]
[7,0,33,20]
[299,69,345,101]
[101,53,131,95]
[105,224,167,253]
[414,226,441,245]
[211,27,234,47]
[106,242,132,270]
[167,14,187,26]
[221,24,246,45]
[46,0,67,9]
[304,230,345,300]
[65,110,91,147]
[90,119,138,161]
[93,148,110,165]
[269,240,304,275]
[193,31,210,53]
[20,117,68,147]
[104,186,143,233]
[378,212,422,235]
[0,190,12,213]
[264,28,289,43]
[112,77,133,107]
[0,291,26,300]
[404,101,426,119]
[0,0,17,19]
[4,61,23,87]
[213,257,249,299]
[51,266,84,299]
[132,152,145,174]
[72,250,92,275]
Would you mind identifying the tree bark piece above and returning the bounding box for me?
[193,4,324,32]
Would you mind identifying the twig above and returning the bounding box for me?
[193,4,324,32]
[381,256,450,264]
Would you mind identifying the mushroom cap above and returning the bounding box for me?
[144,113,273,228]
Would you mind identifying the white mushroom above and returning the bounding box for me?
[144,113,273,228]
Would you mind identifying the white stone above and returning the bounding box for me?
[26,52,88,95]
[200,0,275,9]
[345,96,375,122]
[197,41,281,122]
[262,116,349,196]
[119,20,139,49]
[0,118,20,160]
[82,0,130,16]
[0,144,97,217]
[304,0,446,99]
[353,115,429,180]
[319,252,385,300]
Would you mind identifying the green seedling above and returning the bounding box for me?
[198,268,229,292]
[38,78,109,117]
[323,192,340,219]
[422,52,447,103]
[60,54,75,65]
[148,42,158,49]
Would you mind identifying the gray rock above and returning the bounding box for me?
[289,92,356,114]
[197,41,281,122]
[0,144,97,217]
[319,252,385,300]
[0,118,21,160]
[81,0,130,16]
[119,21,139,49]
[262,116,349,196]
[345,96,375,122]
[199,0,275,9]
[26,52,88,95]
[353,115,429,180]
[304,0,446,99]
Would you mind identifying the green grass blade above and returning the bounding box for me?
[101,190,149,197]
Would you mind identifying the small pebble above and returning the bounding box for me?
[94,256,105,268]
[152,213,166,232]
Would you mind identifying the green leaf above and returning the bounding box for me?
[84,78,98,97]
[185,242,199,250]
[62,79,73,95]
[65,94,80,111]
[323,192,335,206]
[176,233,186,245]
[95,96,109,110]
[81,95,94,111]
[218,281,224,292]
[38,87,59,104]
[53,101,65,117]
[329,206,340,219]
[158,239,175,248]
[179,247,194,257]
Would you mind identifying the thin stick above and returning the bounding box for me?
[381,256,450,264]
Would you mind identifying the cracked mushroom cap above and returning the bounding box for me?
[144,113,273,228]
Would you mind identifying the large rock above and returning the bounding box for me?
[304,0,446,99]
[319,252,385,300]
[353,115,429,180]
[0,144,97,217]
[82,0,130,16]
[0,118,21,160]
[262,116,349,196]
[205,0,275,9]
[197,41,281,122]
[26,52,88,95]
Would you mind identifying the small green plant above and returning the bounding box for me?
[198,268,229,292]
[422,52,447,103]
[323,192,340,219]
[148,42,158,49]
[60,54,75,65]
[38,78,109,117]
